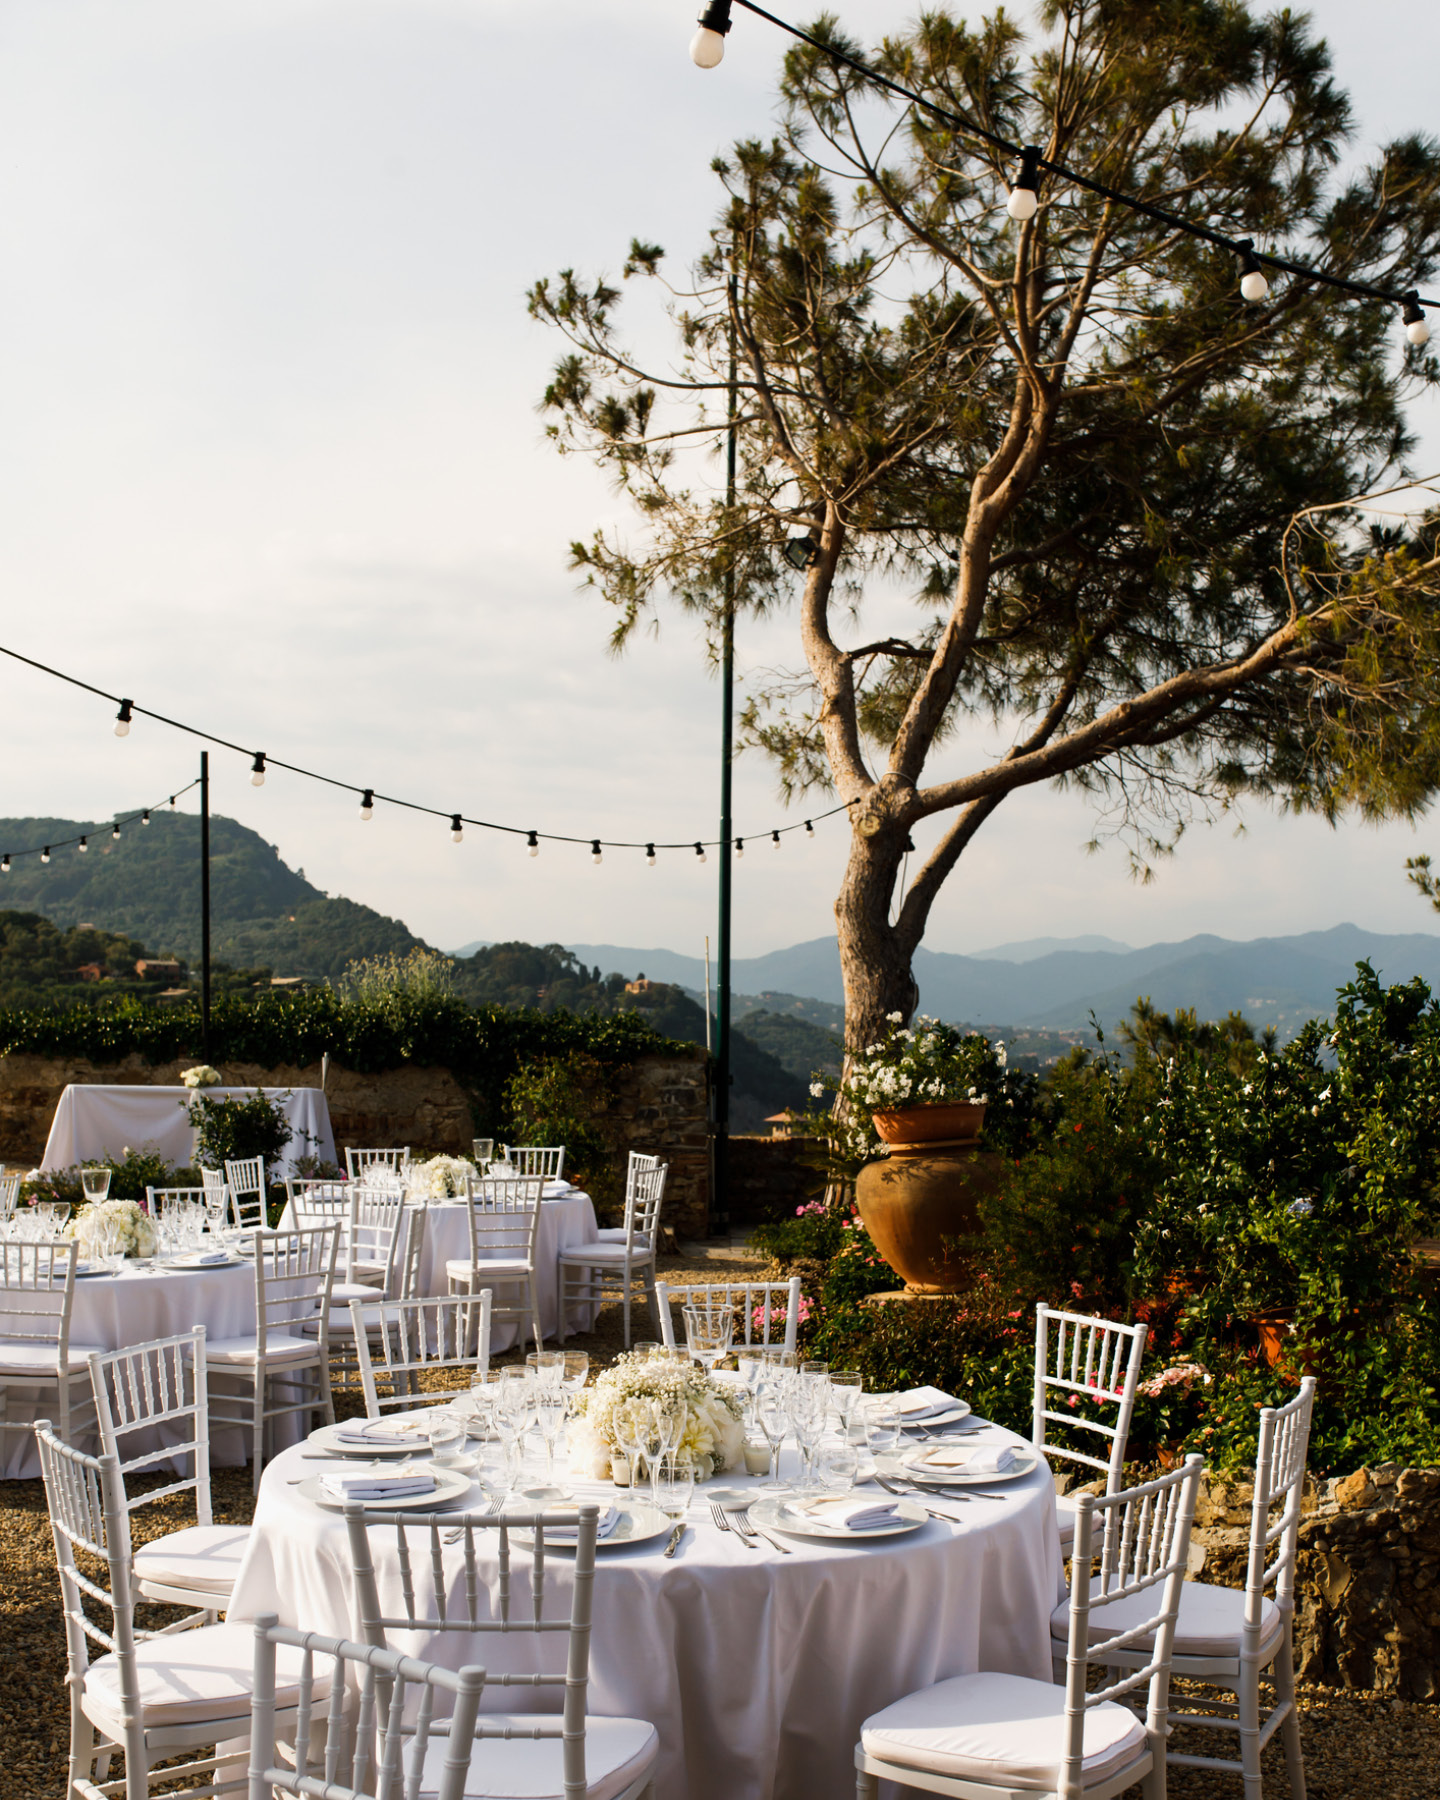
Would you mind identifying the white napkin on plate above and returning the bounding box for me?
[334,1423,419,1447]
[957,1445,1019,1474]
[892,1387,956,1422]
[175,1250,231,1266]
[801,1498,903,1532]
[539,1504,620,1542]
[320,1469,437,1502]
[909,1444,1018,1474]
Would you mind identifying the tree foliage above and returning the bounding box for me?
[531,0,1440,1046]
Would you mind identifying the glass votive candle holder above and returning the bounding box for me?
[743,1439,771,1477]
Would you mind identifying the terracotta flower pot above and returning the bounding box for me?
[854,1139,1004,1295]
[870,1099,987,1154]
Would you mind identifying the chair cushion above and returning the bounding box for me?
[0,1339,108,1373]
[1050,1577,1283,1662]
[594,1230,650,1248]
[301,1303,403,1337]
[331,1280,384,1302]
[417,1714,658,1800]
[82,1620,330,1733]
[446,1259,533,1280]
[558,1244,655,1266]
[203,1331,322,1364]
[860,1670,1146,1791]
[1056,1493,1077,1550]
[133,1524,250,1598]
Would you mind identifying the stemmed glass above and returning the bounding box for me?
[736,1345,768,1398]
[80,1167,111,1204]
[787,1380,827,1490]
[651,1453,695,1533]
[682,1305,735,1375]
[753,1384,791,1489]
[830,1371,864,1434]
[613,1399,652,1490]
[533,1387,568,1487]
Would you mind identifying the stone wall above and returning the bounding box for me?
[0,1046,712,1239]
[1180,1464,1440,1699]
[727,1134,828,1225]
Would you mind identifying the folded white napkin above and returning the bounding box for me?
[802,1498,902,1532]
[908,1443,1019,1475]
[892,1388,955,1422]
[175,1251,231,1266]
[320,1469,437,1502]
[540,1504,620,1542]
[334,1424,418,1447]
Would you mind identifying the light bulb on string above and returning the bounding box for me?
[1403,293,1431,346]
[1237,240,1269,303]
[591,839,603,865]
[111,824,121,841]
[359,789,374,821]
[804,820,814,836]
[689,0,731,68]
[646,843,656,866]
[114,699,133,738]
[772,830,782,849]
[527,831,539,857]
[77,836,88,854]
[695,842,707,864]
[168,796,176,810]
[735,837,744,858]
[1006,146,1041,222]
[41,846,50,863]
[250,753,266,787]
[1,855,8,873]
[141,810,150,826]
[450,814,464,844]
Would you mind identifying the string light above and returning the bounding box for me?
[689,0,1438,350]
[591,839,603,864]
[1006,146,1041,222]
[695,842,708,864]
[77,836,87,854]
[735,837,745,857]
[450,814,464,843]
[1237,240,1269,303]
[250,753,266,787]
[805,820,814,836]
[359,789,374,821]
[690,0,731,68]
[142,810,150,825]
[527,830,539,856]
[0,780,198,870]
[114,699,133,738]
[646,843,657,865]
[1,856,8,873]
[41,847,50,863]
[772,830,781,849]
[169,796,176,809]
[111,824,120,840]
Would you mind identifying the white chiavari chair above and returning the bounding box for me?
[558,1162,666,1350]
[655,1275,802,1354]
[204,1224,339,1490]
[351,1291,493,1416]
[344,1146,411,1180]
[200,1165,231,1224]
[856,1456,1204,1800]
[36,1423,323,1800]
[88,1325,249,1620]
[0,1239,98,1449]
[344,1501,659,1798]
[1058,1378,1317,1799]
[221,1156,267,1230]
[1033,1303,1150,1551]
[446,1175,545,1350]
[500,1143,566,1181]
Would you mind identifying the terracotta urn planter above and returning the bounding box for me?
[855,1103,1001,1295]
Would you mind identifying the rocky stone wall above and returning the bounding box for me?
[1183,1464,1440,1699]
[0,1046,711,1239]
[726,1134,828,1225]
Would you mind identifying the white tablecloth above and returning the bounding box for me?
[279,1189,600,1353]
[228,1417,1063,1800]
[41,1085,336,1180]
[1,1260,280,1478]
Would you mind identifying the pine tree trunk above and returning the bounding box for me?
[835,831,919,1056]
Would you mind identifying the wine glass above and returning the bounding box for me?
[526,1350,564,1392]
[472,1138,494,1169]
[736,1346,768,1397]
[533,1389,568,1486]
[830,1371,864,1432]
[651,1453,695,1531]
[80,1167,111,1204]
[561,1351,589,1394]
[787,1380,827,1489]
[682,1305,735,1375]
[427,1411,468,1468]
[753,1385,791,1489]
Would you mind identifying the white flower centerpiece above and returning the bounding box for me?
[180,1064,223,1089]
[406,1154,475,1199]
[570,1351,745,1482]
[67,1199,158,1259]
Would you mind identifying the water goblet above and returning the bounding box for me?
[471,1138,494,1167]
[736,1347,767,1397]
[753,1385,791,1489]
[561,1351,589,1393]
[801,1359,829,1383]
[830,1371,864,1430]
[526,1350,564,1391]
[533,1389,568,1485]
[682,1305,735,1375]
[80,1167,112,1204]
[788,1382,827,1489]
[650,1452,695,1530]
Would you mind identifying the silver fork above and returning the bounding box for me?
[738,1507,791,1553]
[445,1495,504,1542]
[873,1473,970,1521]
[711,1500,758,1549]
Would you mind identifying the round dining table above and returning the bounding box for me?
[227,1412,1064,1800]
[1,1258,273,1478]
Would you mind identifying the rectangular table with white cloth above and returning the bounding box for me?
[227,1401,1063,1800]
[0,1259,308,1478]
[41,1084,336,1179]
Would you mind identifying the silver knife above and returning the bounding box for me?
[663,1523,686,1558]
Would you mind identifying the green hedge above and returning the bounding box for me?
[0,989,685,1136]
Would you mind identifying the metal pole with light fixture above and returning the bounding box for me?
[713,276,738,1237]
[200,751,212,1057]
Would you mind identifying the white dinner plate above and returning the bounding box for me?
[510,1501,670,1552]
[158,1256,245,1271]
[307,1421,426,1458]
[893,1445,1041,1486]
[299,1464,475,1513]
[751,1494,928,1541]
[887,1401,972,1430]
[73,1264,115,1278]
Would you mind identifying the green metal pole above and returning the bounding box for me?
[714,277,737,1235]
[200,750,212,1058]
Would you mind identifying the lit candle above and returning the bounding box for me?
[743,1441,770,1477]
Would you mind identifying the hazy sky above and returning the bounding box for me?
[1,0,1438,962]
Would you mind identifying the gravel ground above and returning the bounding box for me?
[4,1244,1436,1798]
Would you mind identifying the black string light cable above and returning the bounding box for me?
[0,779,201,871]
[688,0,1436,340]
[0,642,854,855]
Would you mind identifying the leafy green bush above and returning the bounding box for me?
[503,1051,620,1215]
[19,1147,196,1210]
[184,1089,294,1172]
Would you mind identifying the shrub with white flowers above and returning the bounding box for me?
[815,1014,1011,1160]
